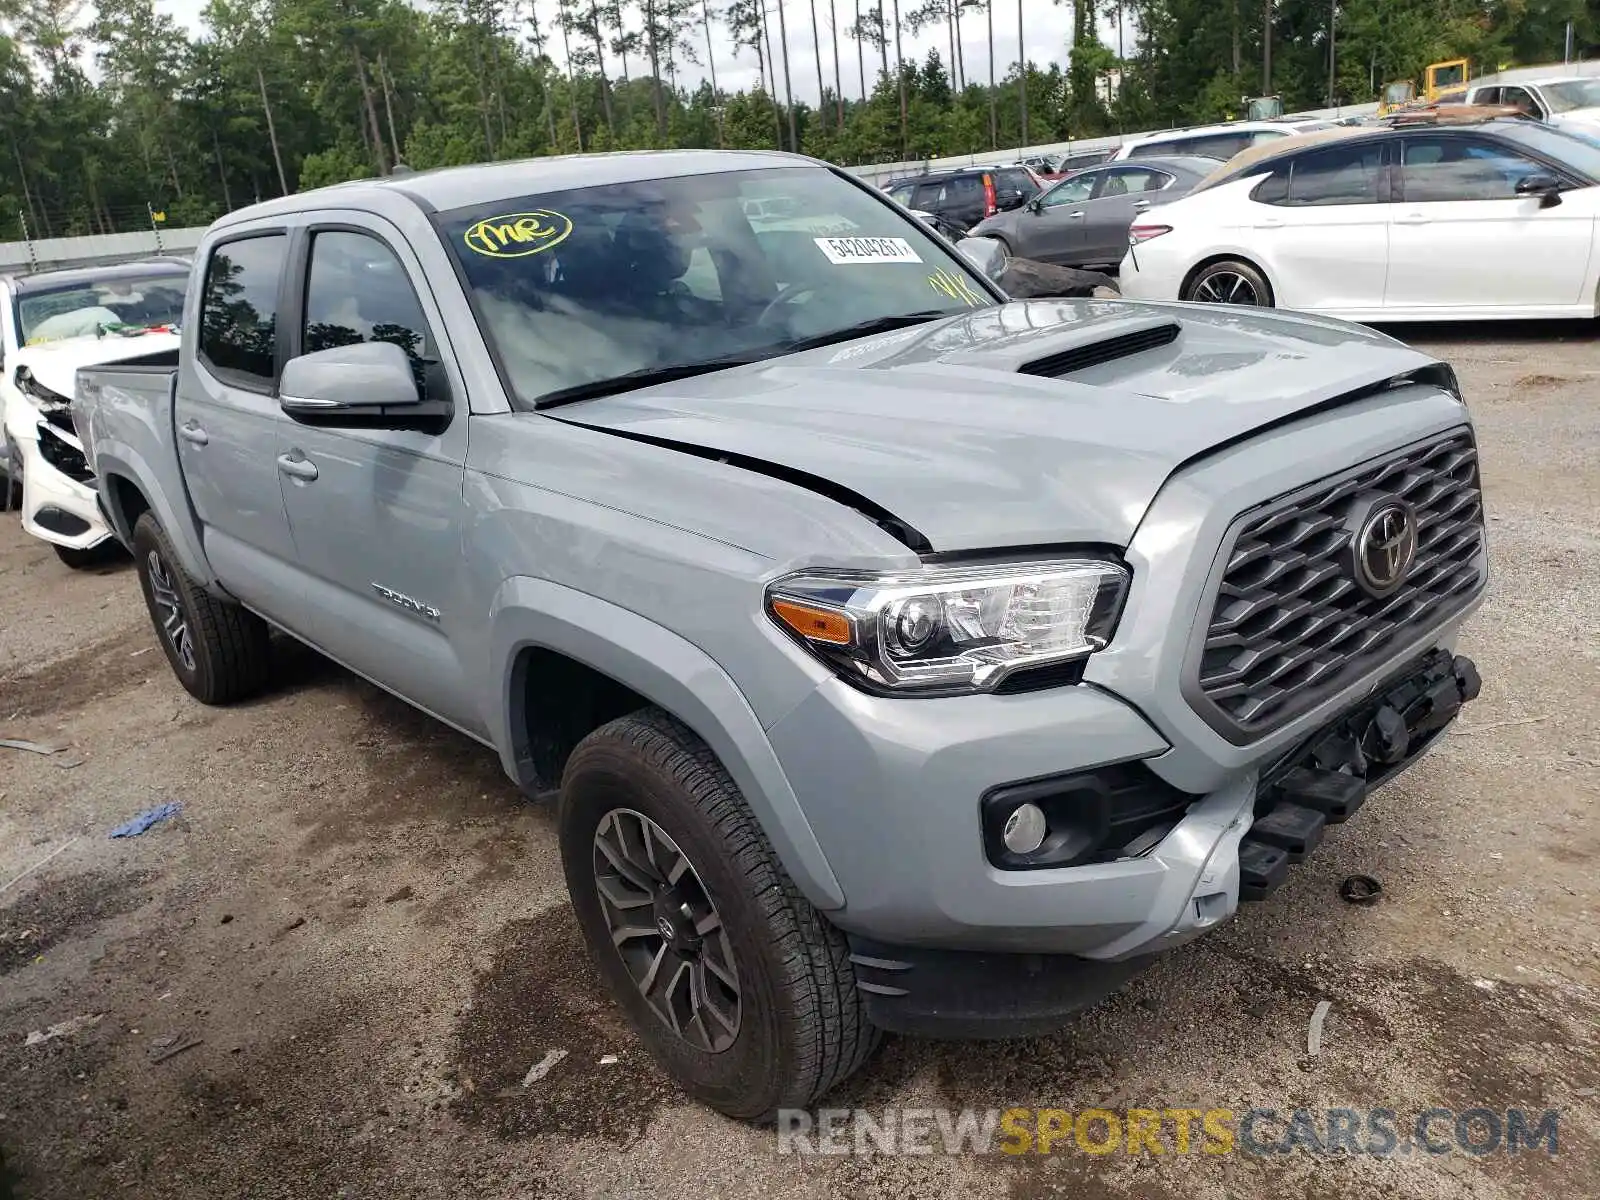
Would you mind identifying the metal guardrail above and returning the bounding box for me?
[0,227,206,274]
[844,102,1382,185]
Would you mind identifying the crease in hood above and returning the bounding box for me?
[551,300,1445,553]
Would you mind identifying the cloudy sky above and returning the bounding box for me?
[153,1,1118,109]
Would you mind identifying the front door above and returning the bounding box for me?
[1387,133,1597,311]
[175,231,304,625]
[275,221,481,735]
[1021,171,1099,263]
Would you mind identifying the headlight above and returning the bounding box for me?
[14,367,68,411]
[767,558,1129,695]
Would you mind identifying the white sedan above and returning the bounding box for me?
[1119,116,1600,321]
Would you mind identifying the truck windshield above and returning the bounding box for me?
[1543,79,1600,114]
[437,165,994,407]
[18,272,188,345]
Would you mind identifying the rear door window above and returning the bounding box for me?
[198,233,287,388]
[1283,142,1386,205]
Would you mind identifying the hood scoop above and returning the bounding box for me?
[1018,320,1180,379]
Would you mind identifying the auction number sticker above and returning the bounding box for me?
[814,236,923,265]
[464,211,574,258]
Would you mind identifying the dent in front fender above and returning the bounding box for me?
[484,575,846,910]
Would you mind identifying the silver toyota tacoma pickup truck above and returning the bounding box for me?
[74,151,1486,1121]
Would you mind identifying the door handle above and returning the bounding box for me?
[1067,210,1084,219]
[276,452,319,482]
[178,422,209,446]
[1255,218,1284,229]
[1395,213,1430,225]
[1133,199,1151,211]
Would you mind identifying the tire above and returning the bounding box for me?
[131,512,272,704]
[559,708,880,1122]
[1182,258,1274,307]
[52,540,126,570]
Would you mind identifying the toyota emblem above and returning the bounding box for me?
[1354,502,1418,596]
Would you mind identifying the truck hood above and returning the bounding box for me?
[14,330,183,399]
[1553,107,1600,128]
[556,300,1443,552]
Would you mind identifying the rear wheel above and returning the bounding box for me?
[131,512,272,704]
[1183,259,1274,307]
[560,708,880,1122]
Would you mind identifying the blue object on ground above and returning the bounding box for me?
[109,802,182,838]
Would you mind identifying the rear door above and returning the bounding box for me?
[1079,166,1177,265]
[1246,139,1391,313]
[176,230,304,625]
[1387,133,1596,310]
[275,218,481,734]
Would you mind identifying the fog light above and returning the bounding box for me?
[1001,803,1047,854]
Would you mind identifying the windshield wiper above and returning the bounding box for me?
[535,357,757,409]
[770,310,952,355]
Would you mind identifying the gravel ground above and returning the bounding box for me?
[1,323,1596,1199]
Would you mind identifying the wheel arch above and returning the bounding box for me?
[488,575,846,911]
[1179,252,1277,306]
[93,447,216,587]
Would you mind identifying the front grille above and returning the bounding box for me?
[1193,429,1484,739]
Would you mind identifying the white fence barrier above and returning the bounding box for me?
[0,227,207,274]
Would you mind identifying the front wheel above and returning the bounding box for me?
[131,512,273,704]
[52,541,127,570]
[559,709,880,1122]
[1183,259,1274,307]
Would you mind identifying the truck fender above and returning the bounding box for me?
[93,443,216,588]
[487,576,846,911]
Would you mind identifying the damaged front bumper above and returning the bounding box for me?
[845,648,1482,1038]
[15,422,113,550]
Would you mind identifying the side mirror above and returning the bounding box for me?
[1515,173,1562,207]
[1026,197,1044,214]
[956,236,1008,283]
[279,340,449,429]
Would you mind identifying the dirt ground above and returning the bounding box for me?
[1,322,1597,1200]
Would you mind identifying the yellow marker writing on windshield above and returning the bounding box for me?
[928,268,985,307]
[464,211,574,258]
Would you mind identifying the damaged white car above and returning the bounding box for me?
[1,260,189,566]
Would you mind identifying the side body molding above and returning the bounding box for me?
[487,576,846,910]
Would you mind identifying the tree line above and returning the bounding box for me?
[0,0,1593,241]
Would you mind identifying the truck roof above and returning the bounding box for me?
[213,149,815,229]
